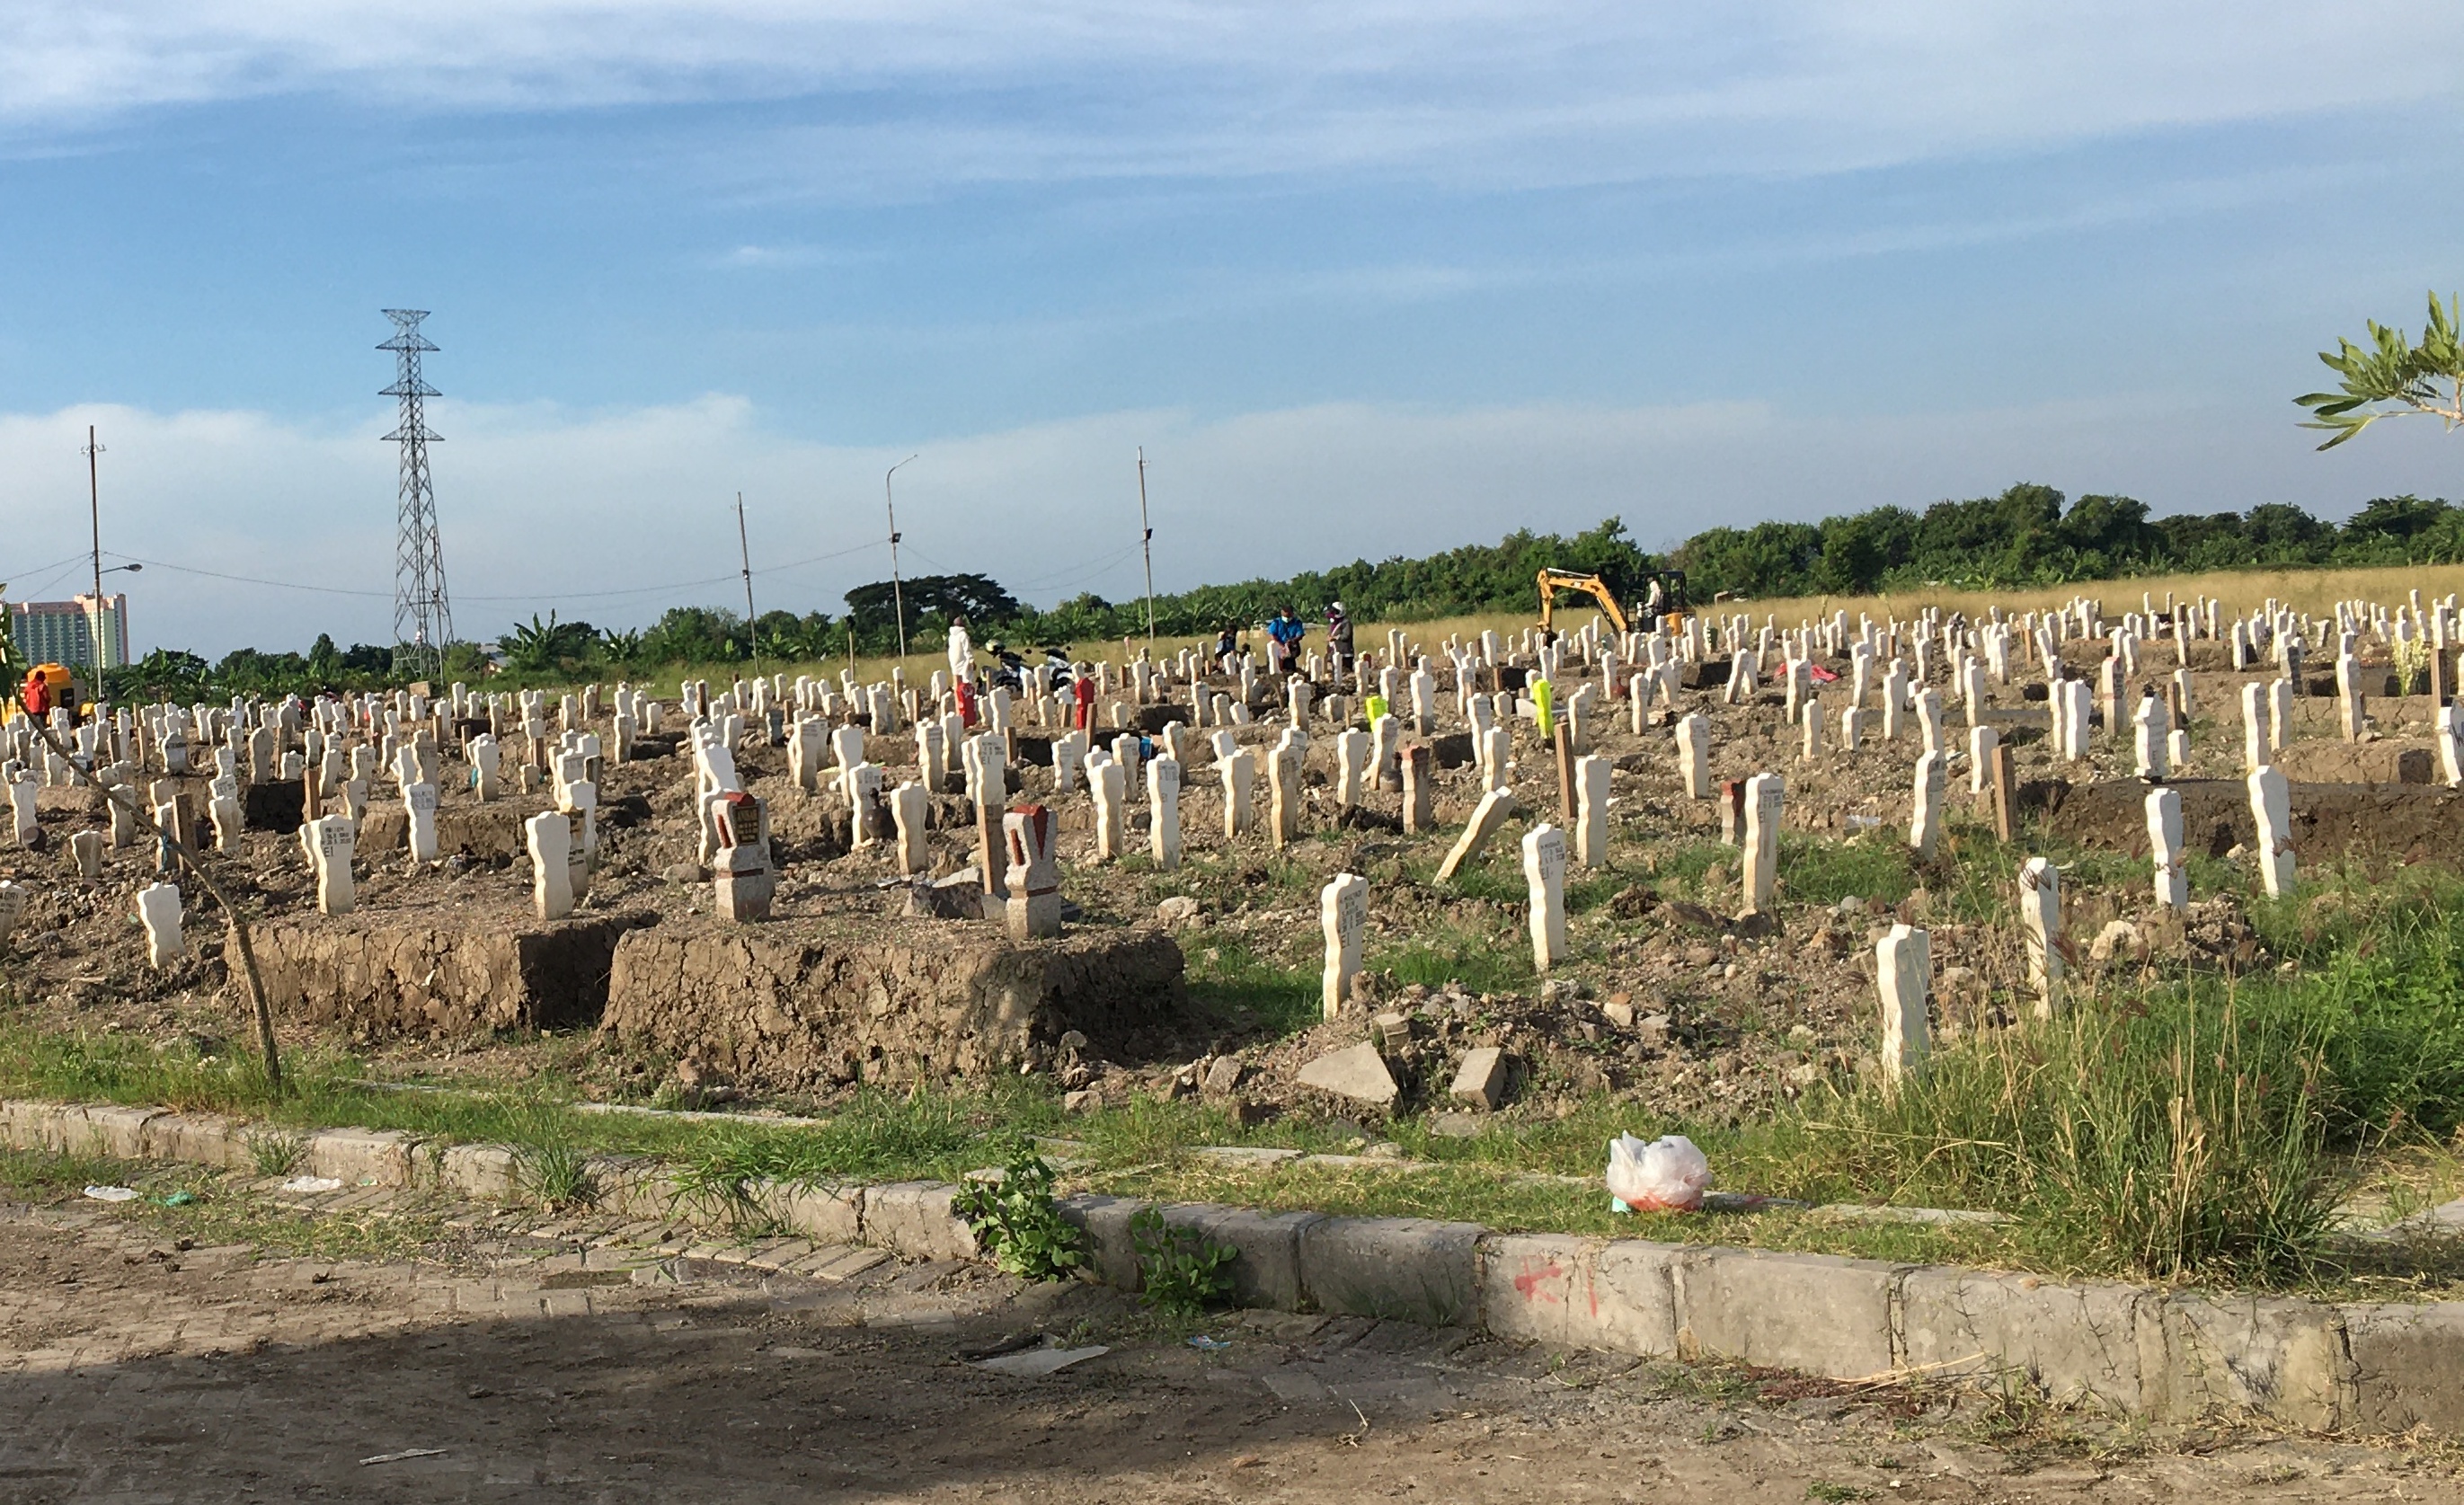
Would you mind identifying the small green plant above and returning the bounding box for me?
[519,1140,601,1213]
[953,1141,1083,1281]
[1805,1484,1875,1504]
[1130,1205,1236,1315]
[249,1130,305,1177]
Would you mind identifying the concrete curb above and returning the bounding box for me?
[6,1095,2455,1433]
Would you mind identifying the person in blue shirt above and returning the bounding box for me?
[1266,606,1306,674]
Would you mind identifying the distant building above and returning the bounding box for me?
[8,594,129,672]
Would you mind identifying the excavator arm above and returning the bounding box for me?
[1536,569,1632,637]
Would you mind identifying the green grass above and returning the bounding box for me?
[0,1027,743,1164]
[1087,1157,2024,1268]
[1183,935,1319,1036]
[1776,834,1917,908]
[1375,924,1535,996]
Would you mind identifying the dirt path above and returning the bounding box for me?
[0,1207,2442,1504]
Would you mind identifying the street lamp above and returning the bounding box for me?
[885,454,918,660]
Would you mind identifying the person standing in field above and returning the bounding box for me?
[947,614,974,686]
[1325,601,1355,678]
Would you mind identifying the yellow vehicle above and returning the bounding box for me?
[1537,570,1630,636]
[1536,569,1693,637]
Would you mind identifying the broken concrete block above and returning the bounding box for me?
[906,872,989,920]
[1201,1056,1245,1097]
[1449,1046,1512,1111]
[1295,1041,1398,1108]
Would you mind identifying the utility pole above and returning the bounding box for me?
[735,492,758,660]
[885,454,917,660]
[1137,446,1157,647]
[84,425,107,674]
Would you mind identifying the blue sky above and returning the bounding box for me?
[1,2,2460,655]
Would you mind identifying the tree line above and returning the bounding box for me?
[18,484,2453,702]
[1673,484,2462,600]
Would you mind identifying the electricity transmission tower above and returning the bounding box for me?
[380,308,453,677]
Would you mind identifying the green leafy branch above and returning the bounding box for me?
[2296,290,2464,449]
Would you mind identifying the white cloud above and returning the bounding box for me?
[3,3,2458,190]
[3,387,2452,659]
[709,242,870,270]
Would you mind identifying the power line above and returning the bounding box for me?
[111,556,394,598]
[107,536,891,607]
[0,552,97,589]
[12,560,93,604]
[1009,540,1146,594]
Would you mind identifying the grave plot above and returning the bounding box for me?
[598,916,1185,1090]
[2045,777,2464,867]
[255,908,652,1039]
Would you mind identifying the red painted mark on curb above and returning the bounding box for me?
[1512,1262,1564,1304]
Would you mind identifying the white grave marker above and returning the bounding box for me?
[1091,757,1129,861]
[1677,713,1712,799]
[1876,923,1930,1090]
[2248,765,2295,898]
[1743,774,1782,912]
[2146,787,2187,911]
[1573,755,1611,868]
[1148,756,1183,871]
[2018,856,2061,1017]
[1521,824,1568,970]
[309,815,357,916]
[404,782,440,863]
[1221,749,1256,837]
[891,781,932,875]
[1910,751,1945,859]
[137,882,185,966]
[1319,872,1368,1020]
[526,810,573,920]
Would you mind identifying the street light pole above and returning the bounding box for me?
[735,491,758,663]
[1136,446,1157,648]
[83,425,108,676]
[885,454,918,660]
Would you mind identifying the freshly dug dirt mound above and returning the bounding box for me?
[358,801,550,859]
[2269,739,2436,785]
[599,917,1185,1089]
[257,909,656,1039]
[2043,777,2464,868]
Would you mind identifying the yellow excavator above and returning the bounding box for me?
[1537,568,1690,637]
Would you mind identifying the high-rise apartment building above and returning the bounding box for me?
[7,594,129,672]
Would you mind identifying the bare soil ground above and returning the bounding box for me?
[0,633,2445,1129]
[0,1191,2442,1504]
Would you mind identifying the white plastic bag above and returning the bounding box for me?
[1605,1133,1712,1213]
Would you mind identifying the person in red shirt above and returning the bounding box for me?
[1071,670,1096,732]
[21,669,50,719]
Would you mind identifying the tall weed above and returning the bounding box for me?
[1803,994,2332,1282]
